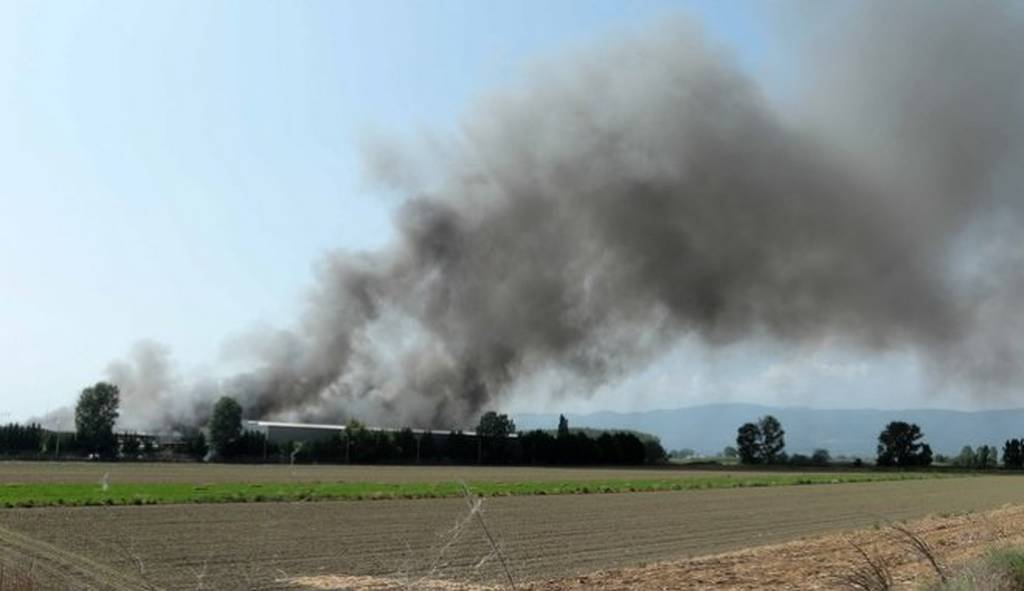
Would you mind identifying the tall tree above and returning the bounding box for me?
[476,411,516,464]
[876,421,931,467]
[557,414,570,439]
[208,396,243,459]
[759,415,786,464]
[75,382,120,457]
[736,422,761,465]
[1004,439,1023,469]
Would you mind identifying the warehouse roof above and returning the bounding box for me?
[243,419,514,438]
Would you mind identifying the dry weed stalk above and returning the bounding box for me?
[389,481,515,591]
[457,482,517,591]
[839,538,895,591]
[839,521,949,590]
[889,522,946,584]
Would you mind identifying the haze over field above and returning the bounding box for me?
[4,2,1023,431]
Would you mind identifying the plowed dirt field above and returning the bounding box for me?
[2,476,1024,589]
[0,461,822,484]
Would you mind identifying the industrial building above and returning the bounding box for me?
[242,419,497,445]
[243,420,347,444]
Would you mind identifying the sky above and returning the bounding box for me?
[0,1,996,423]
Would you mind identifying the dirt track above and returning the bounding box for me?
[2,476,1024,589]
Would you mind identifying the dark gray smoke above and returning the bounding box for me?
[96,3,1024,431]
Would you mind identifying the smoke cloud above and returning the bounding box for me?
[80,3,1024,431]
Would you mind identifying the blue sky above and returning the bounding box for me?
[2,1,965,422]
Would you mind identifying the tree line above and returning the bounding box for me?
[202,400,665,465]
[731,415,1021,470]
[3,381,1023,470]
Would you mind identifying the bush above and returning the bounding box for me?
[925,547,1024,590]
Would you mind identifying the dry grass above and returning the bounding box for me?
[521,504,1024,590]
[837,522,947,590]
[924,547,1024,591]
[288,575,498,590]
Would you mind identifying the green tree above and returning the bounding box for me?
[876,421,931,467]
[811,448,831,466]
[208,396,243,459]
[1004,439,1023,469]
[722,446,738,459]
[557,414,570,439]
[976,445,997,469]
[476,411,516,438]
[918,443,934,467]
[75,382,120,457]
[954,445,976,468]
[345,420,367,462]
[643,438,668,464]
[736,422,761,465]
[759,415,786,464]
[476,411,516,464]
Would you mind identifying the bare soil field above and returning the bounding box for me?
[0,460,829,485]
[521,503,1024,590]
[2,476,1024,589]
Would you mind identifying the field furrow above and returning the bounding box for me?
[1,475,1024,589]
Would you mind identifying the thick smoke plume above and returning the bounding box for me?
[90,3,1024,431]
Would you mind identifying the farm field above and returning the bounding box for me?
[523,503,1024,590]
[0,470,943,508]
[2,475,1024,589]
[0,460,874,485]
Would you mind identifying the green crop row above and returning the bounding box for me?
[0,471,954,508]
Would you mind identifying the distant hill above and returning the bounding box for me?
[514,403,1024,457]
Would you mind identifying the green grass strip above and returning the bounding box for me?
[0,472,955,508]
